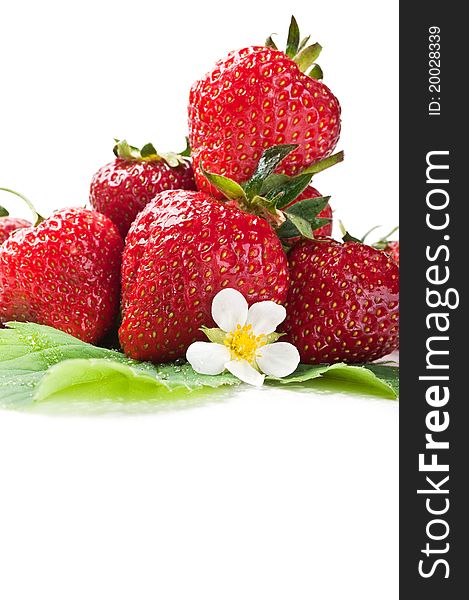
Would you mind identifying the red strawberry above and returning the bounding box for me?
[282,238,399,364]
[119,189,289,363]
[90,140,196,237]
[0,216,31,245]
[189,17,341,198]
[382,240,399,265]
[0,194,123,343]
[362,226,400,266]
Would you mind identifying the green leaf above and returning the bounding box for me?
[297,35,311,53]
[265,173,313,209]
[342,228,362,243]
[113,139,141,160]
[308,64,324,80]
[278,196,331,238]
[268,363,398,399]
[362,364,399,397]
[265,35,278,50]
[281,212,314,239]
[301,151,344,175]
[277,217,330,240]
[180,137,191,157]
[158,151,186,168]
[0,205,9,217]
[0,322,239,408]
[285,196,330,219]
[260,173,291,195]
[201,327,227,345]
[34,359,242,404]
[244,144,297,199]
[140,143,159,159]
[200,163,246,201]
[285,16,300,58]
[294,43,322,72]
[0,323,399,411]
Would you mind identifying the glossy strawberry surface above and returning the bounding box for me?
[282,238,399,363]
[90,158,196,237]
[120,190,289,362]
[0,217,31,245]
[189,46,341,197]
[0,208,123,343]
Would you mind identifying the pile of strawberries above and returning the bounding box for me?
[0,18,399,366]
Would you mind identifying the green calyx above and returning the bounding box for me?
[113,139,190,168]
[265,16,324,80]
[339,221,362,244]
[359,225,399,249]
[201,144,343,241]
[373,226,399,249]
[0,188,44,226]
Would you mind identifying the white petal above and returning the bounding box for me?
[211,288,248,332]
[225,359,265,387]
[256,342,300,378]
[246,301,287,335]
[186,342,231,375]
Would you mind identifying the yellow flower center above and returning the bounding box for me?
[224,324,266,363]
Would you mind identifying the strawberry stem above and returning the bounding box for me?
[0,205,9,217]
[377,226,399,244]
[0,188,44,226]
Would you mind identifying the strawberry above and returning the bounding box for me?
[0,215,31,245]
[0,189,32,244]
[119,145,336,363]
[90,139,196,237]
[281,237,399,364]
[383,241,399,265]
[0,190,123,343]
[119,189,289,363]
[188,17,341,198]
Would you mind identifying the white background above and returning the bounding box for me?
[0,1,399,598]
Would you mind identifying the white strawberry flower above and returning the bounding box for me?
[186,288,300,386]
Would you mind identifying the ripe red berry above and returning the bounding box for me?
[0,216,31,245]
[383,240,399,266]
[189,39,341,197]
[90,140,196,237]
[0,208,123,343]
[119,189,289,363]
[281,238,399,363]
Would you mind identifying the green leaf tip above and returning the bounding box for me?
[266,17,324,79]
[295,42,322,72]
[286,16,300,58]
[200,162,247,202]
[0,205,9,217]
[301,151,344,176]
[308,64,324,80]
[265,35,278,50]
